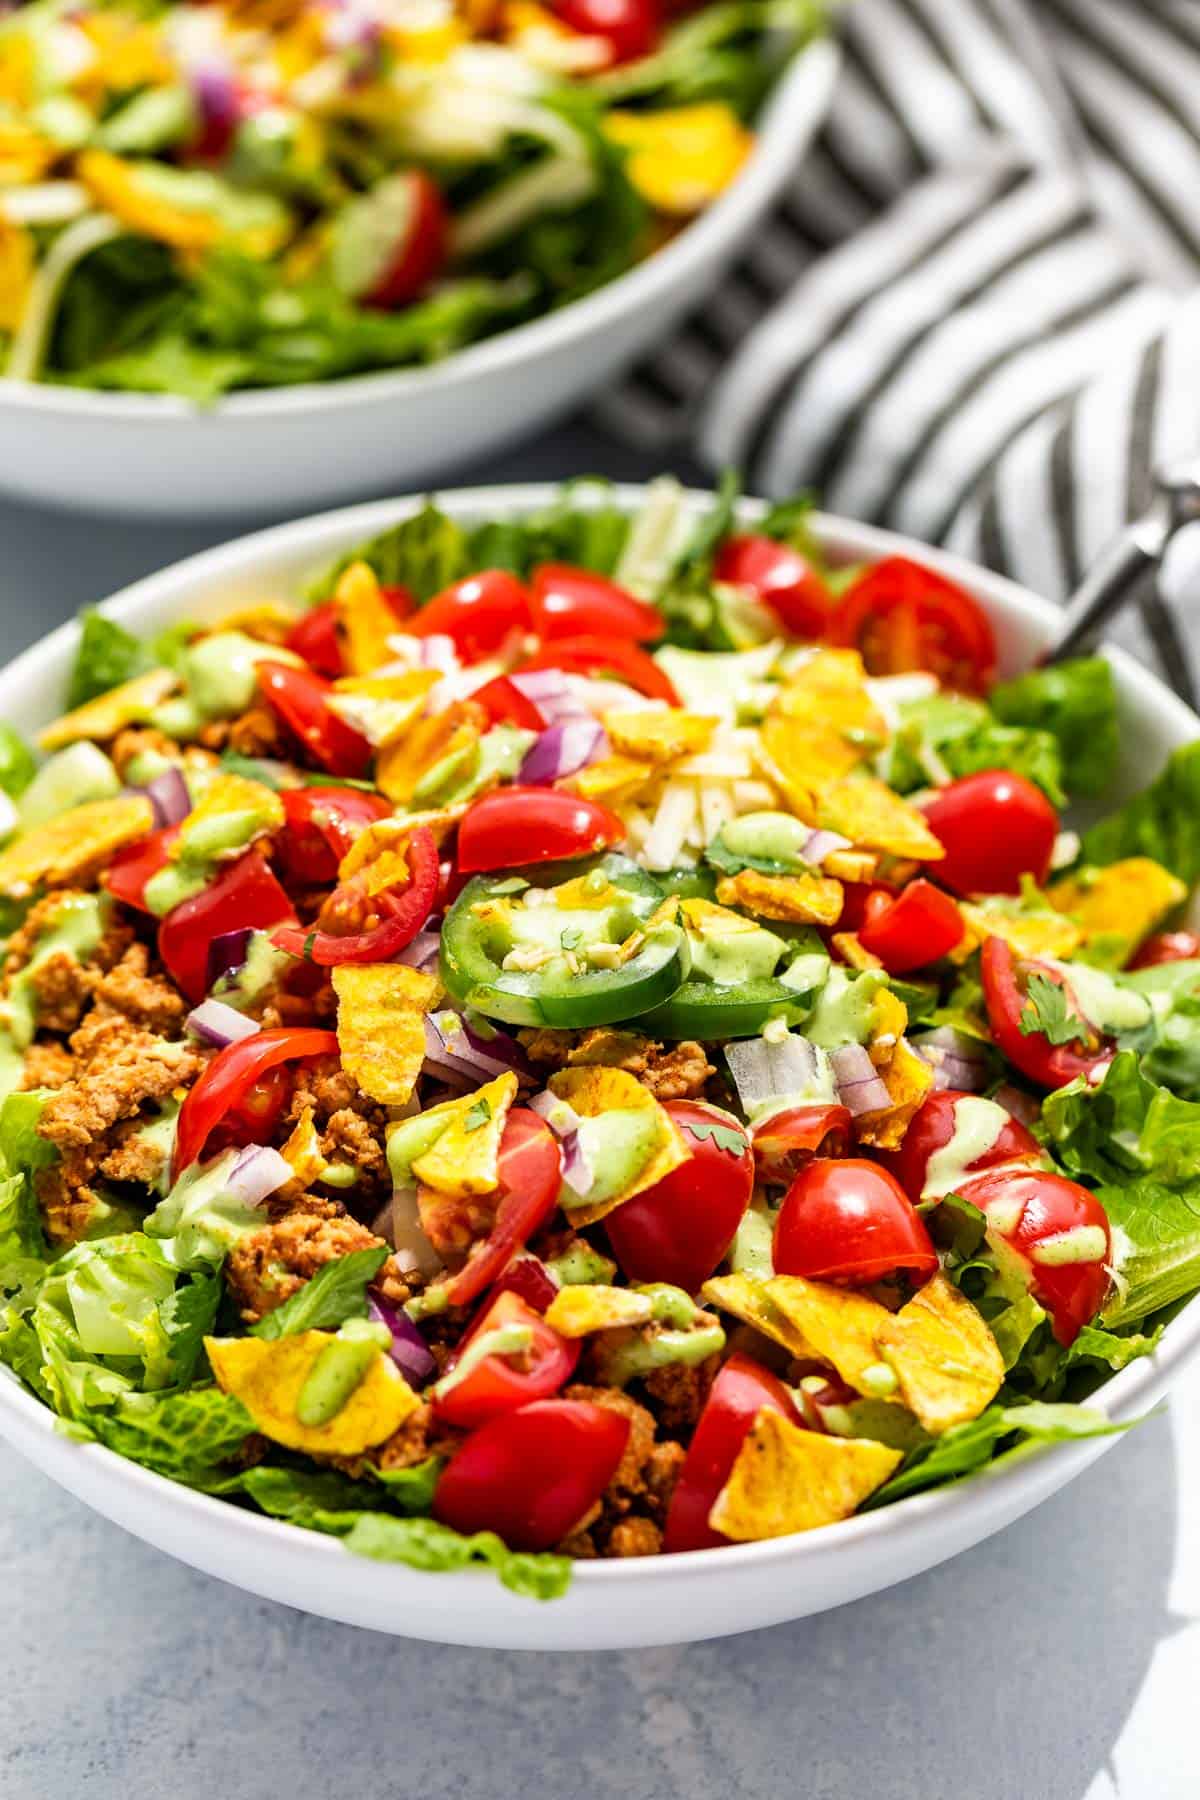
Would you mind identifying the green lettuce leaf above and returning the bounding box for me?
[1098,1181,1200,1328]
[590,0,823,114]
[1123,959,1200,1098]
[66,608,151,709]
[309,500,470,604]
[345,1513,571,1601]
[466,480,629,579]
[1042,1050,1200,1189]
[885,693,1064,803]
[1082,740,1200,884]
[88,1386,254,1483]
[41,1234,220,1392]
[989,657,1118,798]
[0,726,35,800]
[250,1245,389,1341]
[233,1457,442,1530]
[863,1400,1132,1509]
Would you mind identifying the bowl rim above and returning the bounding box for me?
[0,38,839,425]
[2,477,1198,1597]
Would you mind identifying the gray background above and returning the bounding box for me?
[1,423,1198,1800]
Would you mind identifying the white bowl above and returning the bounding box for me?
[1,483,1197,1649]
[0,43,838,521]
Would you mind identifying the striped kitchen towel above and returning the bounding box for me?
[599,0,1200,692]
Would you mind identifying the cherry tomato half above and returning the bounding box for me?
[1129,930,1200,970]
[518,635,679,703]
[284,602,344,680]
[432,1290,579,1431]
[751,1102,853,1187]
[277,786,392,885]
[958,1167,1112,1345]
[273,824,439,966]
[364,170,448,309]
[469,674,546,733]
[439,1109,564,1307]
[856,879,964,973]
[605,1101,753,1293]
[553,0,659,64]
[662,1353,800,1554]
[433,1399,630,1551]
[158,850,295,1004]
[980,936,1113,1091]
[105,823,180,914]
[773,1157,938,1287]
[888,1089,1042,1203]
[921,770,1059,896]
[456,786,624,873]
[531,565,664,643]
[831,557,997,693]
[256,661,373,779]
[173,1026,339,1175]
[714,534,837,640]
[405,571,532,664]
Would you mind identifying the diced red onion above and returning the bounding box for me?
[395,928,442,973]
[801,828,852,867]
[227,1144,293,1207]
[189,62,240,150]
[187,998,261,1047]
[412,633,459,675]
[518,719,608,785]
[490,1254,560,1312]
[560,1129,593,1195]
[912,1026,990,1094]
[205,926,253,991]
[995,1083,1040,1127]
[529,1089,583,1135]
[511,669,572,704]
[368,1295,436,1385]
[423,1011,532,1084]
[144,767,192,829]
[830,1043,892,1117]
[726,1033,818,1114]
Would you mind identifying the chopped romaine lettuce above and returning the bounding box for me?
[989,657,1118,798]
[1082,740,1200,884]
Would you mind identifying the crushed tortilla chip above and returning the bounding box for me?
[167,772,284,863]
[772,651,888,747]
[409,1070,518,1196]
[331,963,442,1105]
[831,931,883,970]
[853,1037,934,1150]
[954,900,1083,964]
[818,776,945,863]
[328,670,439,748]
[701,1273,813,1358]
[210,600,300,644]
[337,806,464,878]
[876,1272,1003,1434]
[547,1064,690,1226]
[824,848,878,884]
[1049,857,1187,954]
[375,703,482,806]
[766,1275,893,1391]
[206,1332,417,1456]
[604,104,752,215]
[604,710,716,764]
[278,1106,325,1192]
[715,868,843,926]
[708,1409,902,1540]
[37,668,178,751]
[544,1284,655,1336]
[756,714,861,812]
[333,561,404,677]
[0,795,154,899]
[565,754,659,806]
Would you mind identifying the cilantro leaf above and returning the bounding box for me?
[1018,973,1088,1046]
[463,1097,493,1133]
[684,1118,748,1156]
[250,1245,389,1341]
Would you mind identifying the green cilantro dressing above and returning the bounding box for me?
[803,967,887,1048]
[560,1109,661,1215]
[0,892,108,1101]
[921,1096,1011,1198]
[295,1319,391,1426]
[149,632,293,739]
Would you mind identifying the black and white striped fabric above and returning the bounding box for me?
[599,0,1200,685]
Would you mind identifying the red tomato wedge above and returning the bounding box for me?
[605,1101,753,1293]
[405,571,532,664]
[158,850,295,1004]
[272,825,438,966]
[105,823,180,914]
[469,675,546,732]
[431,1290,579,1430]
[831,557,997,693]
[887,1089,1042,1203]
[980,936,1113,1091]
[438,1109,563,1308]
[714,534,837,640]
[277,786,392,886]
[856,879,964,973]
[662,1354,800,1554]
[456,787,624,873]
[518,635,679,703]
[958,1167,1112,1345]
[920,770,1058,896]
[256,661,373,779]
[553,0,659,63]
[773,1157,938,1287]
[434,1399,630,1551]
[1129,930,1200,970]
[531,565,664,642]
[173,1026,339,1175]
[361,170,448,309]
[751,1102,853,1187]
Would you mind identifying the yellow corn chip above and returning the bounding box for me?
[604,104,752,215]
[544,1284,654,1337]
[766,1275,893,1391]
[715,868,843,926]
[548,1064,690,1226]
[818,776,945,862]
[206,1332,417,1456]
[167,773,284,862]
[278,1106,325,1192]
[757,714,860,813]
[605,710,716,764]
[337,807,464,878]
[333,561,404,677]
[0,795,154,899]
[876,1272,1004,1434]
[565,754,659,806]
[410,1070,518,1197]
[824,849,878,884]
[955,901,1082,964]
[1049,857,1187,953]
[38,668,177,751]
[701,1273,813,1358]
[375,704,481,806]
[772,651,888,747]
[331,963,442,1106]
[78,151,221,251]
[831,931,883,970]
[853,1038,934,1151]
[708,1410,902,1540]
[210,600,300,644]
[328,670,439,748]
[870,985,909,1044]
